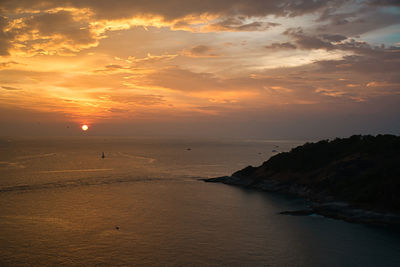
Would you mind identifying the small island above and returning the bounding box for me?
[204,135,400,226]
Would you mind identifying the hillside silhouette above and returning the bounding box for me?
[205,135,400,224]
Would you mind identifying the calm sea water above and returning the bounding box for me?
[0,137,399,266]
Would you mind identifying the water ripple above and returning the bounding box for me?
[0,176,179,193]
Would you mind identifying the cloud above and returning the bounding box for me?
[0,0,399,136]
[93,64,136,74]
[24,10,96,45]
[0,61,18,69]
[315,49,400,75]
[0,0,350,20]
[320,34,347,42]
[139,66,221,92]
[182,45,219,57]
[368,0,400,7]
[206,17,280,32]
[109,94,165,105]
[316,3,400,36]
[3,9,100,56]
[131,47,400,105]
[314,87,367,102]
[93,53,178,73]
[190,45,211,54]
[252,40,400,103]
[0,16,15,56]
[284,28,335,50]
[1,0,396,56]
[265,42,297,49]
[127,53,178,64]
[108,107,129,113]
[366,81,397,87]
[1,85,21,90]
[281,27,396,55]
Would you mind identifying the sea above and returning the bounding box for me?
[0,136,399,266]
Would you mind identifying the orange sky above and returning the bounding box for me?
[0,1,399,138]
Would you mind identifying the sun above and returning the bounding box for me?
[81,124,89,131]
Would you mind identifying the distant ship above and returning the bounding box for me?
[102,152,105,158]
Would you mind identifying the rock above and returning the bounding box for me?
[203,176,230,183]
[204,135,400,226]
[280,209,314,216]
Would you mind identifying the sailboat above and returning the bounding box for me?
[102,152,105,158]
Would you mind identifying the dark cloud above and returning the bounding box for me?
[24,10,96,45]
[257,40,400,103]
[208,17,280,31]
[104,64,125,70]
[139,47,399,104]
[284,28,335,50]
[1,85,21,90]
[191,45,211,54]
[93,64,131,73]
[265,42,297,49]
[316,4,400,36]
[172,20,190,29]
[296,34,334,50]
[1,0,397,56]
[316,50,400,75]
[281,27,389,54]
[0,0,350,20]
[0,10,99,55]
[368,0,400,6]
[184,45,219,57]
[108,108,129,113]
[320,34,347,42]
[0,16,15,56]
[0,61,18,69]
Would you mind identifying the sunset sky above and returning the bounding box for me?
[0,0,399,138]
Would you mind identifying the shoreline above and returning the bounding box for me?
[203,176,400,226]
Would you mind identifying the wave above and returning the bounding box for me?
[0,153,57,169]
[117,152,156,164]
[0,176,181,193]
[0,161,25,169]
[39,168,113,173]
[17,153,57,160]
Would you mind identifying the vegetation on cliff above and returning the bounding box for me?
[226,135,400,213]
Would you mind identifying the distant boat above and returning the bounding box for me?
[186,148,192,151]
[115,226,119,230]
[102,152,105,158]
[272,149,278,152]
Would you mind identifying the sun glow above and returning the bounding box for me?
[81,124,89,131]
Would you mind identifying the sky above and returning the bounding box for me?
[0,0,399,139]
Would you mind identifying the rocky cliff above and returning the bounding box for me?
[204,135,400,225]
